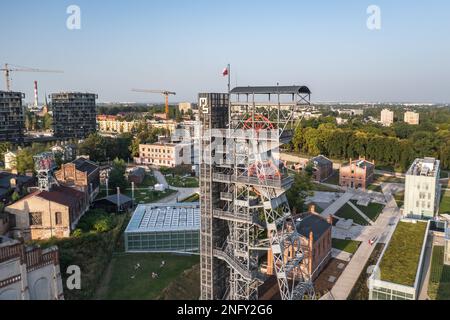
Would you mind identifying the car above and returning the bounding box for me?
[369,236,378,246]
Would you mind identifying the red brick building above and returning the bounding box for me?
[339,158,375,190]
[266,206,332,281]
[310,155,333,182]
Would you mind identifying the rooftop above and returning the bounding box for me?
[378,221,428,287]
[230,86,311,95]
[407,157,440,178]
[125,202,200,233]
[295,212,331,240]
[72,157,99,175]
[311,155,332,167]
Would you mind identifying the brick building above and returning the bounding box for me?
[339,158,375,190]
[54,157,100,202]
[266,207,332,281]
[5,185,89,241]
[310,155,333,182]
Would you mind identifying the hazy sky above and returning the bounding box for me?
[1,0,450,103]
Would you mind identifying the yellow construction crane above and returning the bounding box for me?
[132,89,176,119]
[1,63,64,91]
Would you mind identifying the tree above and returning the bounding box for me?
[108,158,128,193]
[11,191,21,202]
[286,173,313,214]
[16,149,35,174]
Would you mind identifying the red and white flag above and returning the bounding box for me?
[222,66,229,77]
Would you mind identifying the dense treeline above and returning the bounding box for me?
[291,108,450,171]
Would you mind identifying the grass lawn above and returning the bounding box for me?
[373,174,405,184]
[166,175,199,188]
[367,184,383,193]
[350,200,384,222]
[394,191,405,208]
[311,183,342,193]
[323,172,340,185]
[335,203,369,226]
[379,221,428,287]
[332,239,362,254]
[348,243,385,300]
[98,253,199,300]
[428,246,450,300]
[440,190,450,215]
[180,193,200,203]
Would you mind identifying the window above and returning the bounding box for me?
[29,212,43,226]
[55,212,63,225]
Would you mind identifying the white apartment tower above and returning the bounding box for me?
[404,157,441,220]
[404,111,420,125]
[380,109,394,126]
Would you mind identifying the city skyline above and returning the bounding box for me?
[1,0,450,103]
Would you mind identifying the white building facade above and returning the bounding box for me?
[404,158,441,220]
[380,109,394,126]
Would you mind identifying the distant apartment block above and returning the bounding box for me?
[404,157,441,220]
[0,91,25,143]
[310,155,333,182]
[339,157,375,190]
[136,142,192,168]
[178,102,192,114]
[52,92,97,139]
[97,115,137,134]
[404,111,420,125]
[147,120,178,134]
[380,109,394,126]
[337,109,364,116]
[0,239,64,300]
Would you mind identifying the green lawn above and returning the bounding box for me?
[311,183,342,193]
[379,221,428,287]
[428,246,450,300]
[394,191,405,208]
[440,190,450,215]
[335,203,369,226]
[373,174,405,184]
[367,184,383,193]
[180,193,200,203]
[166,175,199,188]
[350,200,384,222]
[332,239,362,254]
[323,172,340,185]
[98,253,199,300]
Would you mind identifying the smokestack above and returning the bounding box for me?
[34,80,39,107]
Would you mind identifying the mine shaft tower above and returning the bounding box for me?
[199,86,314,300]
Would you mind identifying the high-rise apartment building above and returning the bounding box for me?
[404,157,441,220]
[404,111,420,125]
[52,92,97,139]
[380,108,394,126]
[0,91,25,143]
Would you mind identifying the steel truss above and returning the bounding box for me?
[211,87,315,300]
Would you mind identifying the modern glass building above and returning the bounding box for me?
[369,220,430,300]
[125,202,200,254]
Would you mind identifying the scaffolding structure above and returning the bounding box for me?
[33,152,58,191]
[51,92,98,139]
[200,86,315,300]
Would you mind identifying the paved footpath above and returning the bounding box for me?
[320,191,355,219]
[322,188,400,300]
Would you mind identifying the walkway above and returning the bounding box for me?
[324,189,401,300]
[320,191,355,219]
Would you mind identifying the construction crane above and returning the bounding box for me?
[132,89,176,119]
[1,63,63,91]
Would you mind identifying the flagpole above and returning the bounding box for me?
[227,64,231,94]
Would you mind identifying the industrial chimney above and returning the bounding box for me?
[34,80,39,107]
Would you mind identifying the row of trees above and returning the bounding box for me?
[292,120,450,171]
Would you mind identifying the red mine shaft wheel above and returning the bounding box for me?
[243,114,274,131]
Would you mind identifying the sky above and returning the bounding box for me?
[1,0,450,104]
